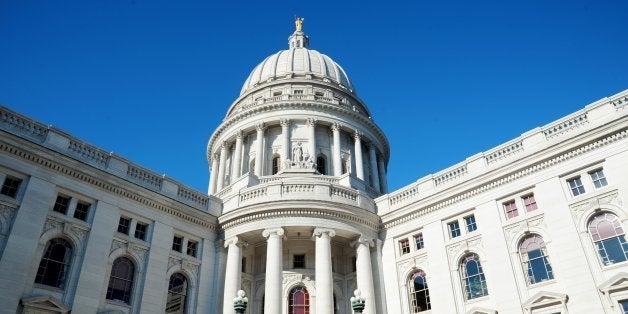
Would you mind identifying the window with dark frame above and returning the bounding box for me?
[73,201,90,221]
[34,238,72,289]
[53,195,71,214]
[241,257,246,273]
[0,176,21,198]
[448,221,461,238]
[187,240,198,257]
[272,157,280,175]
[522,194,538,212]
[172,235,183,252]
[294,90,304,94]
[503,200,518,219]
[134,222,147,241]
[106,257,135,304]
[351,256,357,272]
[117,217,130,235]
[293,254,305,268]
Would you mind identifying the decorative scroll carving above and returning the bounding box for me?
[570,190,621,223]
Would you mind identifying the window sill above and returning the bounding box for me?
[600,259,628,271]
[527,278,557,289]
[105,299,132,308]
[464,294,490,305]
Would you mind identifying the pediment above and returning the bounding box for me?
[21,295,70,313]
[523,291,568,309]
[599,272,628,293]
[466,306,497,314]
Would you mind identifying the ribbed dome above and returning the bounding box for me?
[239,28,355,96]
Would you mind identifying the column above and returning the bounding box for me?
[353,131,364,180]
[254,123,265,176]
[139,221,172,312]
[223,237,246,314]
[331,122,342,176]
[313,228,336,314]
[353,237,376,314]
[232,131,243,179]
[378,157,387,193]
[280,119,290,168]
[307,118,317,160]
[263,228,285,314]
[208,154,219,194]
[369,145,381,192]
[217,142,228,191]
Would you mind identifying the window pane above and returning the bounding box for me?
[0,177,21,198]
[460,254,488,300]
[465,215,477,232]
[589,213,628,265]
[35,239,72,288]
[408,270,431,312]
[106,257,135,303]
[53,195,71,214]
[166,273,188,314]
[73,201,90,221]
[448,221,461,238]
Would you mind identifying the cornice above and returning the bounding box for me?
[0,136,219,231]
[382,126,628,229]
[207,101,390,163]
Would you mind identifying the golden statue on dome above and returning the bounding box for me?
[295,17,304,32]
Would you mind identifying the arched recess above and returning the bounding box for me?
[271,154,281,175]
[106,247,145,312]
[282,276,317,314]
[316,154,327,175]
[165,264,199,313]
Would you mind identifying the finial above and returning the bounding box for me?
[295,16,304,32]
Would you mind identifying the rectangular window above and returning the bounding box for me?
[522,194,538,212]
[568,177,585,196]
[73,201,90,221]
[134,222,147,240]
[399,239,410,255]
[448,221,461,238]
[294,90,304,94]
[414,234,424,250]
[53,195,71,214]
[187,240,198,257]
[620,300,628,314]
[241,257,246,273]
[590,169,608,188]
[0,176,21,198]
[172,235,183,252]
[293,254,305,268]
[273,91,282,96]
[465,215,477,232]
[315,91,324,97]
[352,256,357,272]
[503,200,519,219]
[117,217,130,234]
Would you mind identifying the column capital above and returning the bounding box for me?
[212,153,220,162]
[262,227,285,239]
[306,118,318,127]
[351,236,374,248]
[224,236,248,248]
[353,130,362,141]
[330,122,341,132]
[312,228,336,238]
[220,141,228,150]
[255,122,266,132]
[280,118,290,127]
[235,130,243,139]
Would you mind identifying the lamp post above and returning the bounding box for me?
[351,289,366,314]
[233,290,248,314]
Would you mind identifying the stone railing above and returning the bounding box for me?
[0,105,221,215]
[376,90,628,215]
[258,174,339,185]
[234,92,368,118]
[222,179,375,213]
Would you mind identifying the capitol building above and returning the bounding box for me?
[1,19,628,314]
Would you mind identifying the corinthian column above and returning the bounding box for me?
[369,144,381,192]
[232,131,243,179]
[307,118,317,161]
[263,228,285,314]
[353,131,364,180]
[378,157,387,193]
[331,123,342,176]
[254,123,265,176]
[280,119,290,169]
[208,153,219,195]
[313,228,336,314]
[223,237,246,314]
[352,237,376,314]
[217,142,228,191]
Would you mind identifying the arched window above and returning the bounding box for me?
[288,286,310,314]
[519,234,554,284]
[166,273,189,314]
[460,253,488,300]
[408,270,431,312]
[34,238,72,288]
[106,257,135,304]
[272,156,280,175]
[588,212,628,265]
[316,155,327,175]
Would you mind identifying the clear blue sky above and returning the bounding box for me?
[1,1,627,193]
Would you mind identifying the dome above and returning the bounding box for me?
[239,28,355,96]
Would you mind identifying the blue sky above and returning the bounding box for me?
[1,1,627,193]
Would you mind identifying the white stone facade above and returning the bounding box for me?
[1,23,628,314]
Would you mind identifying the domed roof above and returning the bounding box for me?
[239,22,354,96]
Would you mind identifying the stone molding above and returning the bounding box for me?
[279,118,290,127]
[312,227,336,238]
[569,189,622,226]
[306,118,317,127]
[41,215,90,248]
[383,127,628,229]
[262,227,285,238]
[351,236,374,248]
[110,237,150,265]
[0,139,218,230]
[224,236,248,248]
